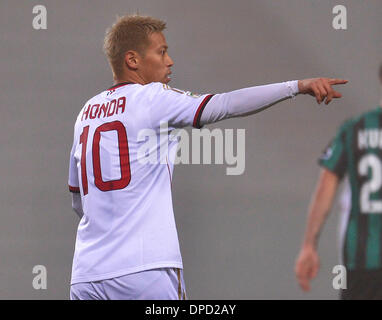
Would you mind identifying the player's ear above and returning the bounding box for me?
[125,51,139,70]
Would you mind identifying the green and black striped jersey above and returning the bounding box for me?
[319,106,382,271]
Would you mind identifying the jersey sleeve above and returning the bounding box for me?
[68,128,80,193]
[148,83,214,131]
[318,123,348,180]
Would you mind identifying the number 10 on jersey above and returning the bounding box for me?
[79,120,131,195]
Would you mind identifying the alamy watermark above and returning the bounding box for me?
[332,265,347,290]
[32,4,348,31]
[32,5,47,30]
[137,122,246,175]
[32,265,47,290]
[332,5,347,30]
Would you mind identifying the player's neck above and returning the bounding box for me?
[113,72,146,86]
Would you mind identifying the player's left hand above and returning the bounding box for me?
[298,78,348,105]
[295,245,320,292]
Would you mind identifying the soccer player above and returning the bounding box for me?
[295,64,382,299]
[68,14,347,300]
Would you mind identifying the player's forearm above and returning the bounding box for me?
[301,170,339,249]
[200,81,299,125]
[302,192,333,249]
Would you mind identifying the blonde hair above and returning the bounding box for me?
[103,14,166,79]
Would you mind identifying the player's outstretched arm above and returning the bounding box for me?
[295,168,339,292]
[200,78,348,126]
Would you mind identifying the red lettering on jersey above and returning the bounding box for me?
[82,97,126,121]
[107,100,117,117]
[90,104,100,119]
[116,97,126,114]
[79,126,90,195]
[81,104,91,121]
[97,102,109,118]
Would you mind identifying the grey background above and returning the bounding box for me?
[0,0,381,299]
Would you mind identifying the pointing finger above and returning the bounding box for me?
[328,79,348,85]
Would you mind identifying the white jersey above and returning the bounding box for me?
[68,82,213,284]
